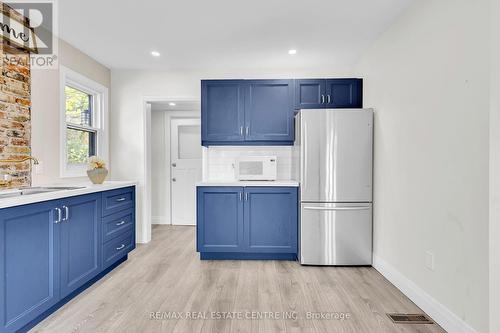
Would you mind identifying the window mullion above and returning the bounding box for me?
[66,123,98,133]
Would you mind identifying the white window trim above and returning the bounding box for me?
[59,66,109,178]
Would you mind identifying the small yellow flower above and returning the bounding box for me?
[88,156,106,170]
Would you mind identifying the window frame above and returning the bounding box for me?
[60,66,109,178]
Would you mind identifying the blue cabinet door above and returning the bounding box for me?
[0,201,61,333]
[244,80,294,143]
[60,193,101,298]
[243,187,298,253]
[197,187,244,252]
[201,80,245,145]
[325,79,363,108]
[294,79,326,109]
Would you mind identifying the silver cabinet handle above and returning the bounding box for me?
[244,193,248,201]
[303,206,370,211]
[321,95,325,104]
[245,126,249,136]
[327,95,331,104]
[54,208,62,223]
[62,205,69,222]
[116,197,126,202]
[116,221,126,226]
[240,126,244,136]
[239,192,243,201]
[116,244,125,250]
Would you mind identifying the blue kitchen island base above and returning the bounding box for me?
[200,252,297,261]
[17,256,127,333]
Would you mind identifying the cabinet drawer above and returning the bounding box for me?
[102,187,135,216]
[102,209,134,243]
[102,230,135,270]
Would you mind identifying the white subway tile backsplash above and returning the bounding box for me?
[204,146,293,181]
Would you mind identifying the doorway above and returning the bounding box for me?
[149,100,201,231]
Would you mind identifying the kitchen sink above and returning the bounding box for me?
[0,186,85,199]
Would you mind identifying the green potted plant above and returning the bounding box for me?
[87,156,108,184]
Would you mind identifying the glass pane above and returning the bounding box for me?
[178,125,201,159]
[65,85,93,126]
[66,128,96,165]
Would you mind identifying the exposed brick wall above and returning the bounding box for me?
[0,3,32,188]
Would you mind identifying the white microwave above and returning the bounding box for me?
[236,156,277,181]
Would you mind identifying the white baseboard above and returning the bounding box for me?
[152,216,170,225]
[373,255,478,333]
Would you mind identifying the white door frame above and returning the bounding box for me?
[141,96,199,243]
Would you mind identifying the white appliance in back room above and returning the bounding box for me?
[295,108,373,266]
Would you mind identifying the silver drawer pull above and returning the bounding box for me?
[116,244,125,250]
[116,197,126,202]
[116,221,126,226]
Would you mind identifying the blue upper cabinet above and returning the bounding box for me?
[202,78,363,145]
[294,79,326,109]
[201,79,294,146]
[0,200,61,333]
[196,187,244,252]
[295,78,363,109]
[201,80,245,145]
[60,193,101,298]
[243,187,298,253]
[325,79,363,108]
[244,80,294,143]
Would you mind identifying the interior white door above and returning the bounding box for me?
[170,118,202,225]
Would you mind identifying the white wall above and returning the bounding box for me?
[490,0,500,331]
[151,110,168,224]
[31,39,111,185]
[355,1,490,332]
[110,68,353,243]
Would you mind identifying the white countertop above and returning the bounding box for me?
[0,181,137,209]
[196,180,299,187]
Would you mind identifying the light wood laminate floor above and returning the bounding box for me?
[32,225,445,333]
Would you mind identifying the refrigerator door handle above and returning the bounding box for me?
[301,122,307,186]
[303,206,370,211]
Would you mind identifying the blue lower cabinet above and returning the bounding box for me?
[102,230,135,270]
[0,186,136,333]
[60,194,101,298]
[0,200,61,333]
[244,187,297,254]
[196,187,244,252]
[197,186,298,260]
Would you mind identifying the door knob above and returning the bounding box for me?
[172,178,176,182]
[172,163,176,167]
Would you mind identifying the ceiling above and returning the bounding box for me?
[58,0,413,71]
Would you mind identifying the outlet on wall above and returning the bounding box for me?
[425,250,435,271]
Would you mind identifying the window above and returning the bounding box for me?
[60,67,108,177]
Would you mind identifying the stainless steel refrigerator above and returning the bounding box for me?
[295,109,373,265]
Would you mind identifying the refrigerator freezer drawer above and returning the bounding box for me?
[300,203,372,265]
